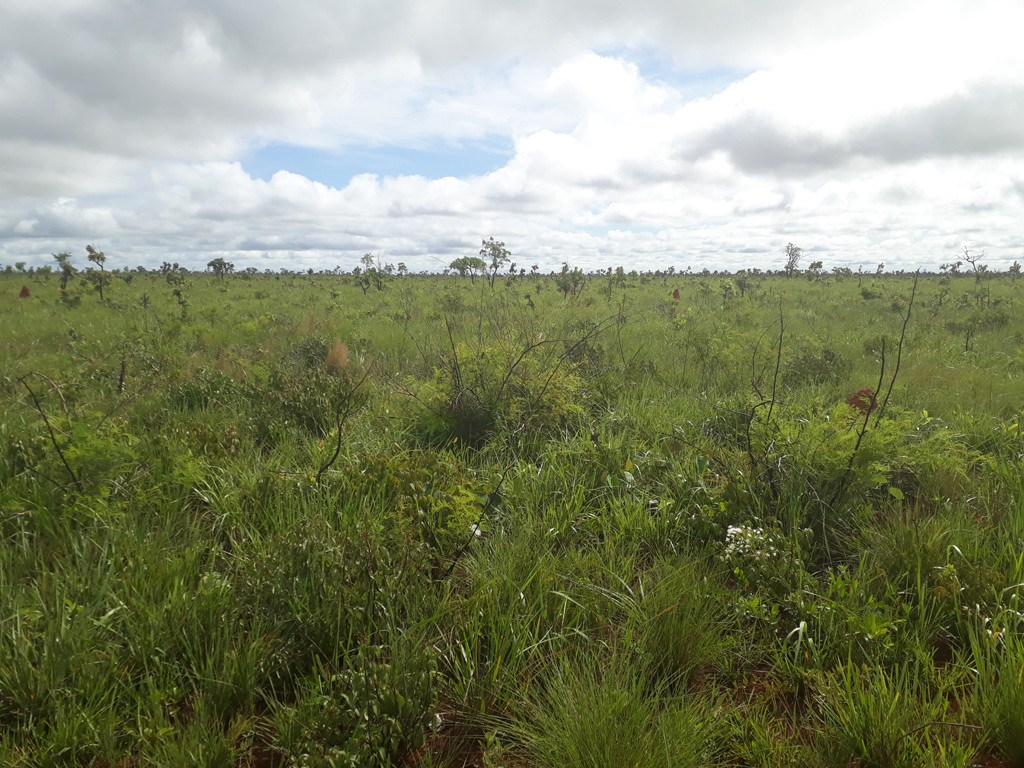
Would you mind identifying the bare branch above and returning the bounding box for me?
[17,374,83,494]
[874,270,918,425]
[315,363,373,483]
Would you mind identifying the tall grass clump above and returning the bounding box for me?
[506,654,721,768]
[813,661,976,768]
[969,627,1024,765]
[620,557,737,689]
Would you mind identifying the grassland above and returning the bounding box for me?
[1,264,1023,767]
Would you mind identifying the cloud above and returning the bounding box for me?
[1,1,1024,271]
[854,85,1024,162]
[678,82,1024,176]
[0,1,950,166]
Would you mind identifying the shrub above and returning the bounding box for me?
[401,339,585,447]
[289,334,332,370]
[720,522,810,597]
[322,450,488,559]
[782,345,852,388]
[274,640,436,768]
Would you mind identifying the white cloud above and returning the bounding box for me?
[1,0,1023,271]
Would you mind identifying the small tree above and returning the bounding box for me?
[207,257,234,279]
[480,237,511,288]
[604,266,627,301]
[1010,261,1021,279]
[961,247,988,284]
[53,252,77,290]
[446,259,481,286]
[159,262,186,287]
[734,271,753,297]
[352,265,367,293]
[83,268,111,301]
[832,266,852,281]
[82,245,111,300]
[555,262,585,298]
[355,253,393,293]
[783,243,802,278]
[86,244,106,270]
[448,256,487,284]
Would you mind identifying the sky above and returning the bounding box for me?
[2,0,1023,274]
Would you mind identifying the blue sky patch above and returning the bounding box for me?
[242,138,514,188]
[595,44,749,101]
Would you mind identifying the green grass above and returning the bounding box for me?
[1,266,1023,764]
[505,652,721,768]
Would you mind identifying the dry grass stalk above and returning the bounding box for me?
[326,340,350,374]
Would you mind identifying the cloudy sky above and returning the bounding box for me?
[2,0,1023,273]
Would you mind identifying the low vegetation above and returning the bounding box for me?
[1,255,1022,766]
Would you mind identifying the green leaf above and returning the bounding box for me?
[888,486,905,501]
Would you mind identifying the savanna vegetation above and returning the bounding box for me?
[1,249,1023,767]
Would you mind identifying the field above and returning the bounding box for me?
[1,264,1023,767]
